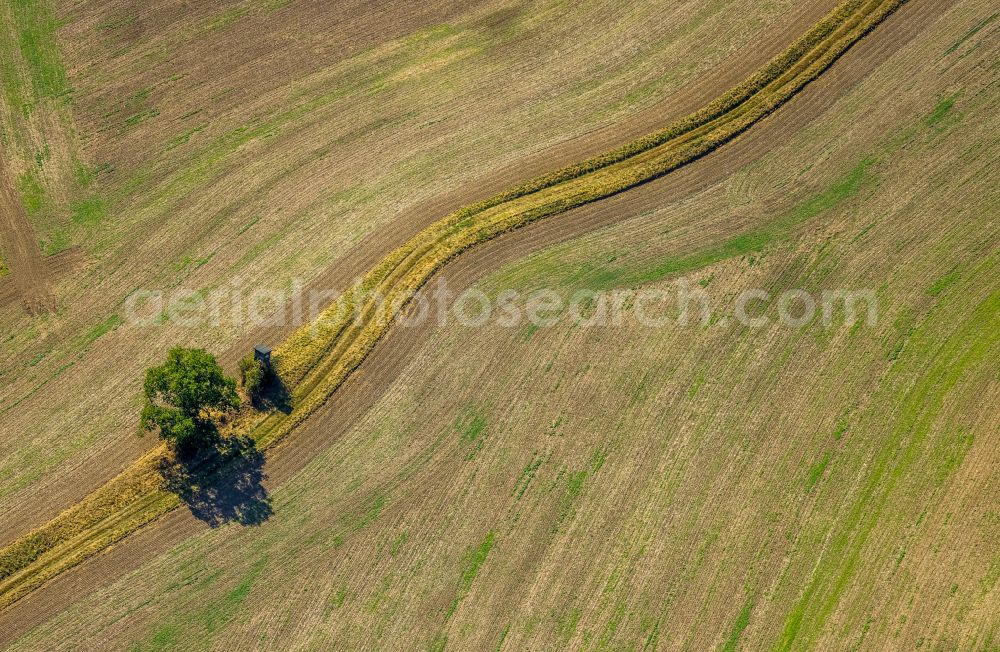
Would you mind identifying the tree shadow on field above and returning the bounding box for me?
[159,435,273,527]
[253,369,292,415]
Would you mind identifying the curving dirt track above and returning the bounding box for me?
[0,0,840,549]
[0,0,958,643]
[0,249,83,311]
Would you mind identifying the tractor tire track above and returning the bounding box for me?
[0,151,53,316]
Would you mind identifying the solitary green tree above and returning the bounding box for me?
[141,347,239,456]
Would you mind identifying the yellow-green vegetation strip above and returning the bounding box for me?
[0,0,907,612]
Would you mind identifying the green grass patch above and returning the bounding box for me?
[97,14,138,31]
[804,452,832,492]
[135,624,180,652]
[455,405,489,461]
[34,143,50,167]
[449,531,496,616]
[0,28,30,117]
[564,470,588,503]
[352,494,386,532]
[102,88,152,120]
[117,169,152,200]
[11,0,70,101]
[455,406,488,444]
[209,557,266,626]
[129,87,151,105]
[832,414,850,441]
[721,599,754,652]
[165,123,208,151]
[556,607,583,643]
[687,370,707,398]
[402,23,460,47]
[81,314,123,348]
[923,93,961,129]
[70,195,106,225]
[38,227,70,255]
[124,108,159,128]
[427,530,498,647]
[513,454,544,500]
[389,531,408,556]
[73,162,95,188]
[933,430,974,485]
[172,252,215,273]
[521,321,541,341]
[558,450,606,523]
[231,220,295,271]
[204,7,251,31]
[17,169,47,216]
[928,267,960,296]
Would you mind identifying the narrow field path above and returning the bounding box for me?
[0,0,956,642]
[0,151,53,315]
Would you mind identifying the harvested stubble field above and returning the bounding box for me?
[0,0,899,608]
[0,0,911,618]
[2,0,999,649]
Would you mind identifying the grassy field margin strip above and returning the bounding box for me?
[0,0,907,613]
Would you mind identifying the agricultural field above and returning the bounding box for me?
[0,0,822,538]
[1,0,998,650]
